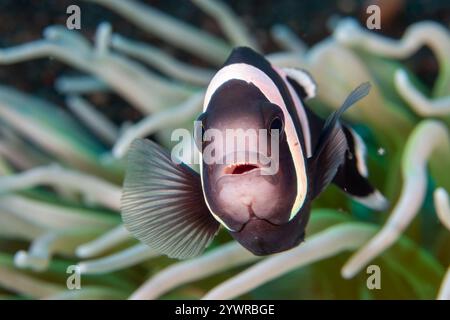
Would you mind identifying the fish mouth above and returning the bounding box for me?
[223,162,260,175]
[220,151,271,176]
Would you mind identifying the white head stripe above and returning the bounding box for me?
[204,63,285,112]
[202,63,308,220]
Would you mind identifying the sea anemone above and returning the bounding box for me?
[0,0,449,300]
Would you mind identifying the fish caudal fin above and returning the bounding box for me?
[121,139,220,259]
[309,82,371,198]
[332,126,389,211]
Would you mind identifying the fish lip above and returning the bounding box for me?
[220,151,272,176]
[223,163,262,176]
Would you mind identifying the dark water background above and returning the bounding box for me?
[0,0,448,124]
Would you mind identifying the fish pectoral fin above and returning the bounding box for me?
[308,122,347,198]
[121,139,220,260]
[309,82,372,198]
[332,125,389,211]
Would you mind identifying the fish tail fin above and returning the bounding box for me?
[332,125,389,211]
[308,82,372,198]
[121,139,220,259]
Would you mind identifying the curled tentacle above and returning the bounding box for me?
[395,70,450,117]
[76,225,130,259]
[111,34,213,86]
[129,242,258,300]
[203,223,375,300]
[434,188,450,300]
[271,24,307,53]
[77,243,158,274]
[82,0,231,65]
[0,164,122,210]
[191,0,259,50]
[66,95,119,145]
[112,91,204,158]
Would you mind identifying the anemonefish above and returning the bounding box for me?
[121,47,388,258]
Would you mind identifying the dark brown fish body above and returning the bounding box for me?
[121,47,388,259]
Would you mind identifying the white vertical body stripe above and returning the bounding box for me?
[198,155,234,231]
[275,67,312,158]
[202,63,308,220]
[349,128,368,178]
[282,68,317,100]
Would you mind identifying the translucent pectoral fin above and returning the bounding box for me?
[121,139,220,259]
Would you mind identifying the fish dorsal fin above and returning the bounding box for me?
[283,68,317,100]
[309,122,347,198]
[224,46,271,68]
[121,139,220,259]
[323,82,371,134]
[309,82,371,197]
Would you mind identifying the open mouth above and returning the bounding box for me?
[224,163,260,175]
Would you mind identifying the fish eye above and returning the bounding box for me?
[196,113,207,137]
[193,113,208,150]
[269,116,284,135]
[201,122,206,140]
